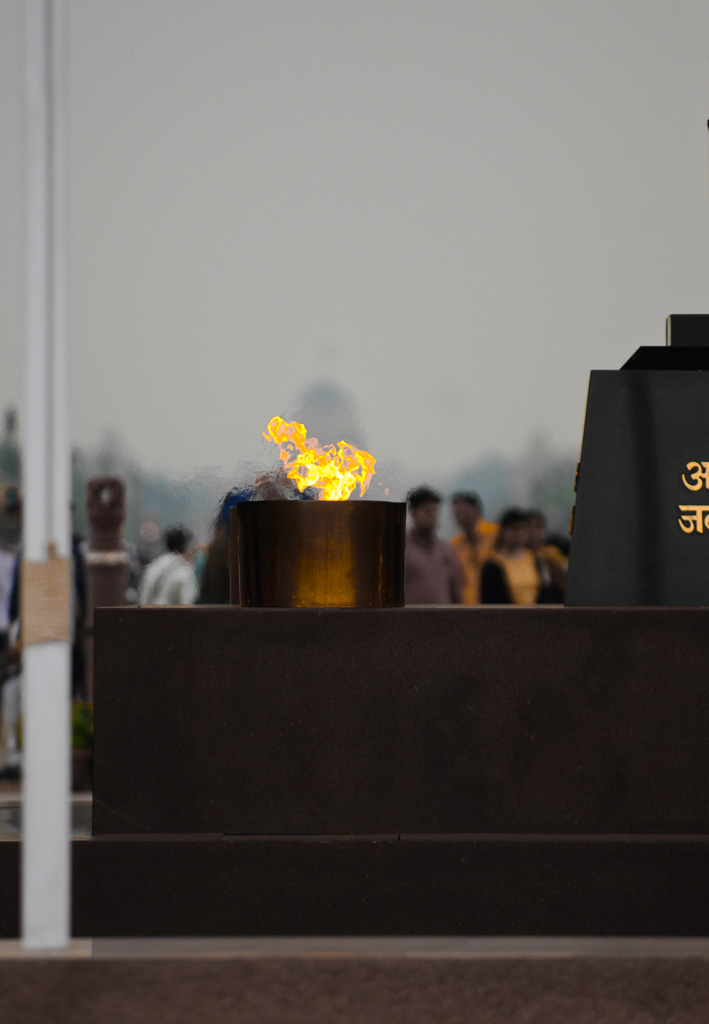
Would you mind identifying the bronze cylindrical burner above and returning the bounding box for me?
[231,500,405,608]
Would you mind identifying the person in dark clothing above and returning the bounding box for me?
[198,489,253,605]
[198,519,231,604]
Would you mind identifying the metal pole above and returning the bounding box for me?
[21,0,71,949]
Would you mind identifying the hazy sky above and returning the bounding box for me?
[1,0,709,480]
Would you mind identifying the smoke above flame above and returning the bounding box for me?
[264,416,376,501]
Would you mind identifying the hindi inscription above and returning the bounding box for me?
[678,462,709,532]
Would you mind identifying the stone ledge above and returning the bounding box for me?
[3,833,709,939]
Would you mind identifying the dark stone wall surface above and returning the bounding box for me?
[3,835,709,938]
[93,607,709,836]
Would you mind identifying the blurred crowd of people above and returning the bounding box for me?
[404,485,569,606]
[192,478,571,609]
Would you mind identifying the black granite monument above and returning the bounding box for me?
[566,314,709,605]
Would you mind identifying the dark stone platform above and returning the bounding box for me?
[94,607,709,836]
[3,833,709,938]
[4,606,706,940]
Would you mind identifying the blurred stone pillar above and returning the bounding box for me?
[84,476,127,700]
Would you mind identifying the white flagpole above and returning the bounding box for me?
[21,0,72,950]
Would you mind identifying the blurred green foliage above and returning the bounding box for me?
[72,701,94,750]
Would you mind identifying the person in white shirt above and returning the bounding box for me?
[139,525,198,606]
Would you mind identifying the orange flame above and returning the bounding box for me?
[264,416,376,501]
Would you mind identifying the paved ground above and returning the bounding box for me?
[3,939,709,1023]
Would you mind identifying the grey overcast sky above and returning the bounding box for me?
[1,0,709,479]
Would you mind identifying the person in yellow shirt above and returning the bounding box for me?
[449,491,500,605]
[481,508,554,605]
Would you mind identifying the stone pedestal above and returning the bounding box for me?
[93,607,709,836]
[4,606,709,938]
